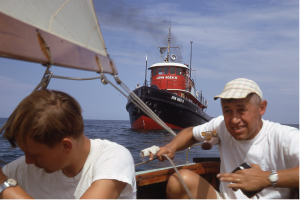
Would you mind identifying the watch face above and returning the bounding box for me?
[7,178,17,186]
[269,174,279,182]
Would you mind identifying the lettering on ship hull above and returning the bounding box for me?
[171,96,184,103]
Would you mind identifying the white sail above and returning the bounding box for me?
[0,0,117,74]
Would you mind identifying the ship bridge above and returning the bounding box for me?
[149,62,189,91]
[148,62,208,109]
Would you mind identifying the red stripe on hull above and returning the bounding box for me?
[131,116,183,130]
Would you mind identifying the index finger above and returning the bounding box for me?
[149,152,154,161]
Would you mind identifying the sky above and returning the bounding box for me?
[0,0,299,124]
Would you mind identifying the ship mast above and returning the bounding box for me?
[167,27,171,62]
[158,21,180,63]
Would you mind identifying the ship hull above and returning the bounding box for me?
[126,86,212,130]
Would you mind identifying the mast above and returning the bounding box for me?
[144,54,147,86]
[158,21,180,63]
[190,41,193,78]
[167,27,171,62]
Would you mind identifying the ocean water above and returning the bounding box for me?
[0,118,298,172]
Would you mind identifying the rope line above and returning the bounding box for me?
[99,73,177,137]
[136,154,194,199]
[162,154,194,199]
[135,157,158,167]
[37,32,54,66]
[0,158,7,165]
[52,75,101,81]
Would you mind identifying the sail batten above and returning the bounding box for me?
[0,0,117,74]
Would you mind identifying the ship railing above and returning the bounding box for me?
[192,88,208,107]
[150,80,209,107]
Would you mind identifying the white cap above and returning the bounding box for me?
[214,78,263,100]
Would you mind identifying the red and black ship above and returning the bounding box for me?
[126,27,212,130]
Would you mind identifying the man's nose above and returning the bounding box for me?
[231,111,241,124]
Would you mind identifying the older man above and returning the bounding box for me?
[0,89,136,199]
[152,78,299,199]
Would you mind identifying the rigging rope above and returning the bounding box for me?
[99,73,177,137]
[0,158,7,165]
[162,154,194,199]
[135,154,194,199]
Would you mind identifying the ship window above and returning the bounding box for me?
[183,69,186,76]
[158,67,163,75]
[153,68,157,76]
[163,67,169,74]
[170,67,175,74]
[176,68,181,75]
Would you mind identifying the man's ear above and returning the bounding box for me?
[61,138,72,153]
[259,100,267,116]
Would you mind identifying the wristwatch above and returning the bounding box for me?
[0,178,18,194]
[268,170,278,187]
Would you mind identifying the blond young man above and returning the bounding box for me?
[0,89,136,199]
[151,78,299,199]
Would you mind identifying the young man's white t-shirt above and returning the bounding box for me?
[2,139,137,199]
[193,116,299,199]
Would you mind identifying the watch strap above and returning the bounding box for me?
[0,180,9,194]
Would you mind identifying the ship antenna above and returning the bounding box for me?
[190,41,193,78]
[158,20,180,63]
[167,27,170,62]
[144,54,147,86]
[163,20,178,62]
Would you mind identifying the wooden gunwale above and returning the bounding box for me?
[136,162,220,187]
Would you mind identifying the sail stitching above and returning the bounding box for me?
[48,0,70,32]
[86,26,99,47]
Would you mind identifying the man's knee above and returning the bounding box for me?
[166,169,196,198]
[166,169,218,199]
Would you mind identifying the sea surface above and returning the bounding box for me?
[0,118,298,172]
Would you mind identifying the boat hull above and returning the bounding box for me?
[126,86,212,129]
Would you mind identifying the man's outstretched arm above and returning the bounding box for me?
[151,127,199,161]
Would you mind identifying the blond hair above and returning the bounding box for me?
[3,89,84,148]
